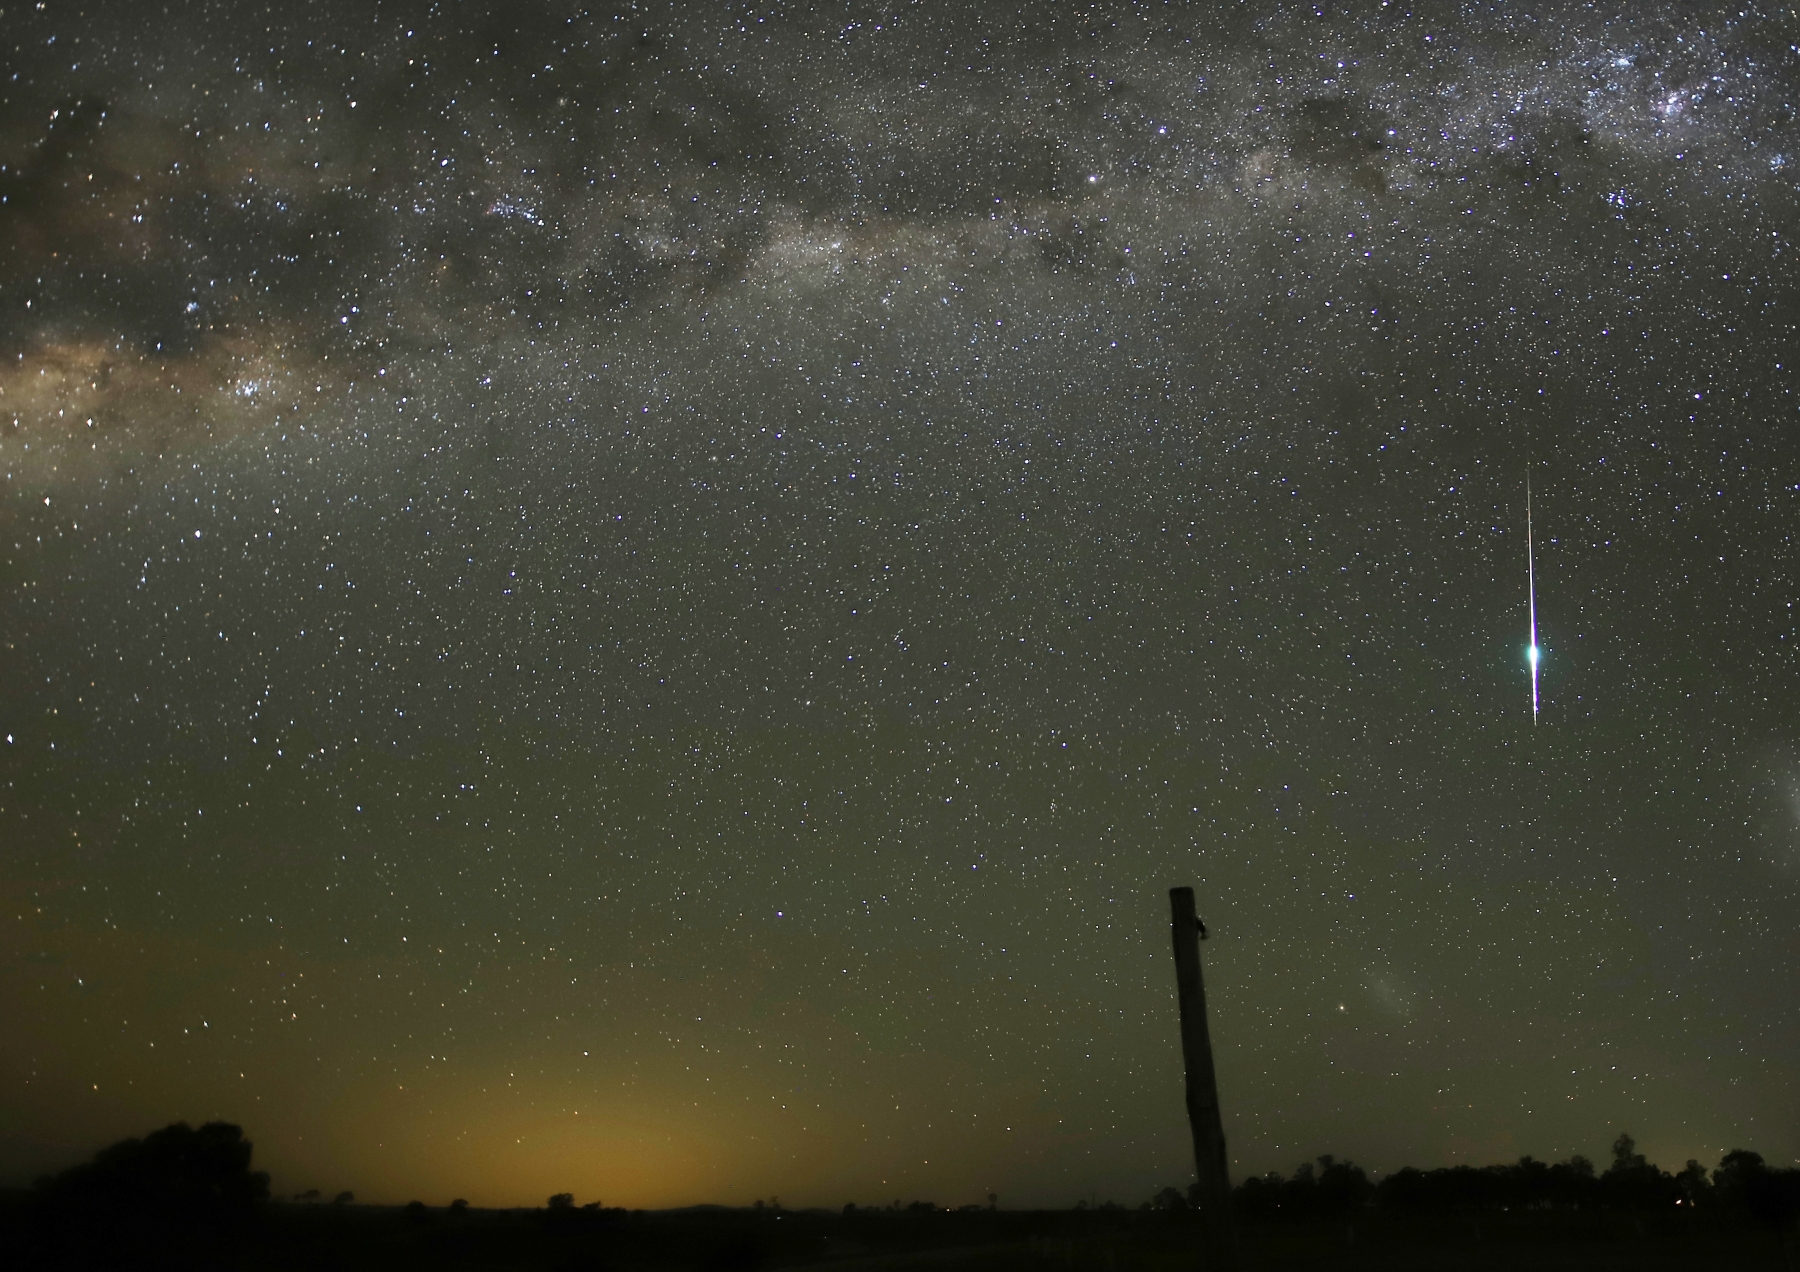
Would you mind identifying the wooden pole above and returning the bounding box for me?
[1169,886,1234,1271]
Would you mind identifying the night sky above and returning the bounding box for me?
[3,0,1798,1210]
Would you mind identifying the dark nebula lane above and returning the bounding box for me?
[2,0,1797,1208]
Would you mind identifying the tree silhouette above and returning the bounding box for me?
[1315,1156,1374,1213]
[34,1121,267,1220]
[29,1121,269,1267]
[1674,1160,1711,1208]
[1596,1132,1677,1210]
[1713,1149,1800,1225]
[1151,1186,1188,1212]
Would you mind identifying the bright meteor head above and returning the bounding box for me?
[1528,644,1540,666]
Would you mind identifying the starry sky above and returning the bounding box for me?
[3,0,1798,1210]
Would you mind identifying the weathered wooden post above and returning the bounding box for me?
[1169,886,1234,1271]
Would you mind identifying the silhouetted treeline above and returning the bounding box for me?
[1226,1135,1800,1224]
[1231,1153,1374,1218]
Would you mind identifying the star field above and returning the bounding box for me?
[2,0,1797,1207]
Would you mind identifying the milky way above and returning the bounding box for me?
[3,0,1797,1207]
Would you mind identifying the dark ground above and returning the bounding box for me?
[4,1194,1798,1272]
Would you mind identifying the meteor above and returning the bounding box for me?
[1526,472,1540,724]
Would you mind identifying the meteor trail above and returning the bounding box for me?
[1527,472,1540,724]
